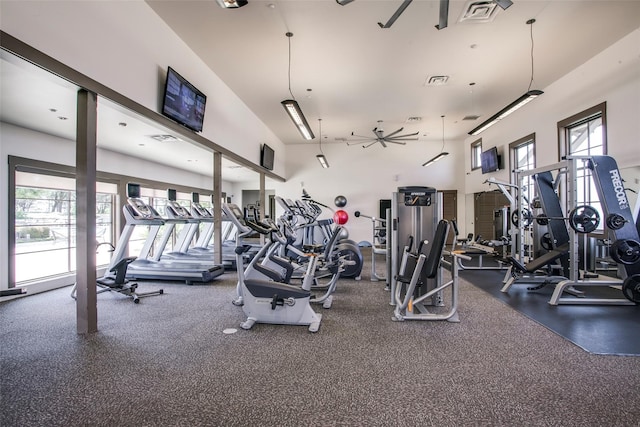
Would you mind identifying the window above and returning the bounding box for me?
[14,171,116,283]
[558,103,607,233]
[510,134,536,205]
[9,156,222,289]
[471,139,482,170]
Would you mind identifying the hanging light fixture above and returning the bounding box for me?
[423,115,449,167]
[281,32,315,140]
[216,0,248,9]
[316,119,329,168]
[468,18,543,136]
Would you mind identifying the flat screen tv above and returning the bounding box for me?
[481,146,500,174]
[261,144,275,170]
[161,67,207,132]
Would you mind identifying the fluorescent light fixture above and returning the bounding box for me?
[316,154,330,168]
[422,152,449,167]
[216,0,248,8]
[468,89,543,136]
[281,99,315,140]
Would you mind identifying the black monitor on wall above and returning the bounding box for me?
[261,144,275,170]
[481,146,500,174]
[161,67,207,132]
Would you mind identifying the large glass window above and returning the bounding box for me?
[558,103,607,233]
[14,171,116,283]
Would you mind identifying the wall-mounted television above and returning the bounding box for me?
[161,67,207,132]
[481,146,500,174]
[261,144,275,170]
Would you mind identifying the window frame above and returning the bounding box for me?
[557,102,607,235]
[471,139,482,171]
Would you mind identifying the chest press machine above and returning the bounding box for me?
[389,187,469,322]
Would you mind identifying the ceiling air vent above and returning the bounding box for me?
[406,116,422,123]
[459,1,500,23]
[148,134,180,143]
[425,76,449,86]
[463,115,480,121]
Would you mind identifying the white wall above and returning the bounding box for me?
[462,27,640,233]
[0,0,286,174]
[271,136,466,245]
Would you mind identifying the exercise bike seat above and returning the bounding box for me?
[244,279,312,299]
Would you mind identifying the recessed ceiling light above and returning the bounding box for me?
[58,116,68,120]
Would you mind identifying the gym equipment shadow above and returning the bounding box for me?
[462,269,640,356]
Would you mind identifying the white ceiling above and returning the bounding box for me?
[1,1,639,183]
[147,0,640,145]
[0,50,257,182]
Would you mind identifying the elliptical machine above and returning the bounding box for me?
[222,203,322,332]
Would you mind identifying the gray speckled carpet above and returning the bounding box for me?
[2,249,640,426]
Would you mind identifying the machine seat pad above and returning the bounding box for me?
[508,243,570,273]
[245,280,311,299]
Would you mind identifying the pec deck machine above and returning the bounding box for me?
[389,186,469,322]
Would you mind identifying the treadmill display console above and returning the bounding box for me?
[128,198,153,218]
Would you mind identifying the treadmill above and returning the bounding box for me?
[157,191,240,269]
[113,184,224,284]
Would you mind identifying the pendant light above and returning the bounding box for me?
[469,18,543,136]
[281,32,315,140]
[423,115,449,167]
[316,119,329,168]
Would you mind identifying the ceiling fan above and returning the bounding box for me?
[347,121,419,148]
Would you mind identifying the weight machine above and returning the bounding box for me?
[388,186,468,322]
[505,156,640,305]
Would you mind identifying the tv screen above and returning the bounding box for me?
[481,147,500,174]
[161,67,207,132]
[261,144,275,170]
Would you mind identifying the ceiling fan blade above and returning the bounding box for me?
[382,127,404,139]
[363,141,379,148]
[378,0,413,29]
[379,140,388,148]
[388,131,420,139]
[435,0,449,30]
[351,132,372,139]
[494,0,513,10]
[386,140,407,145]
